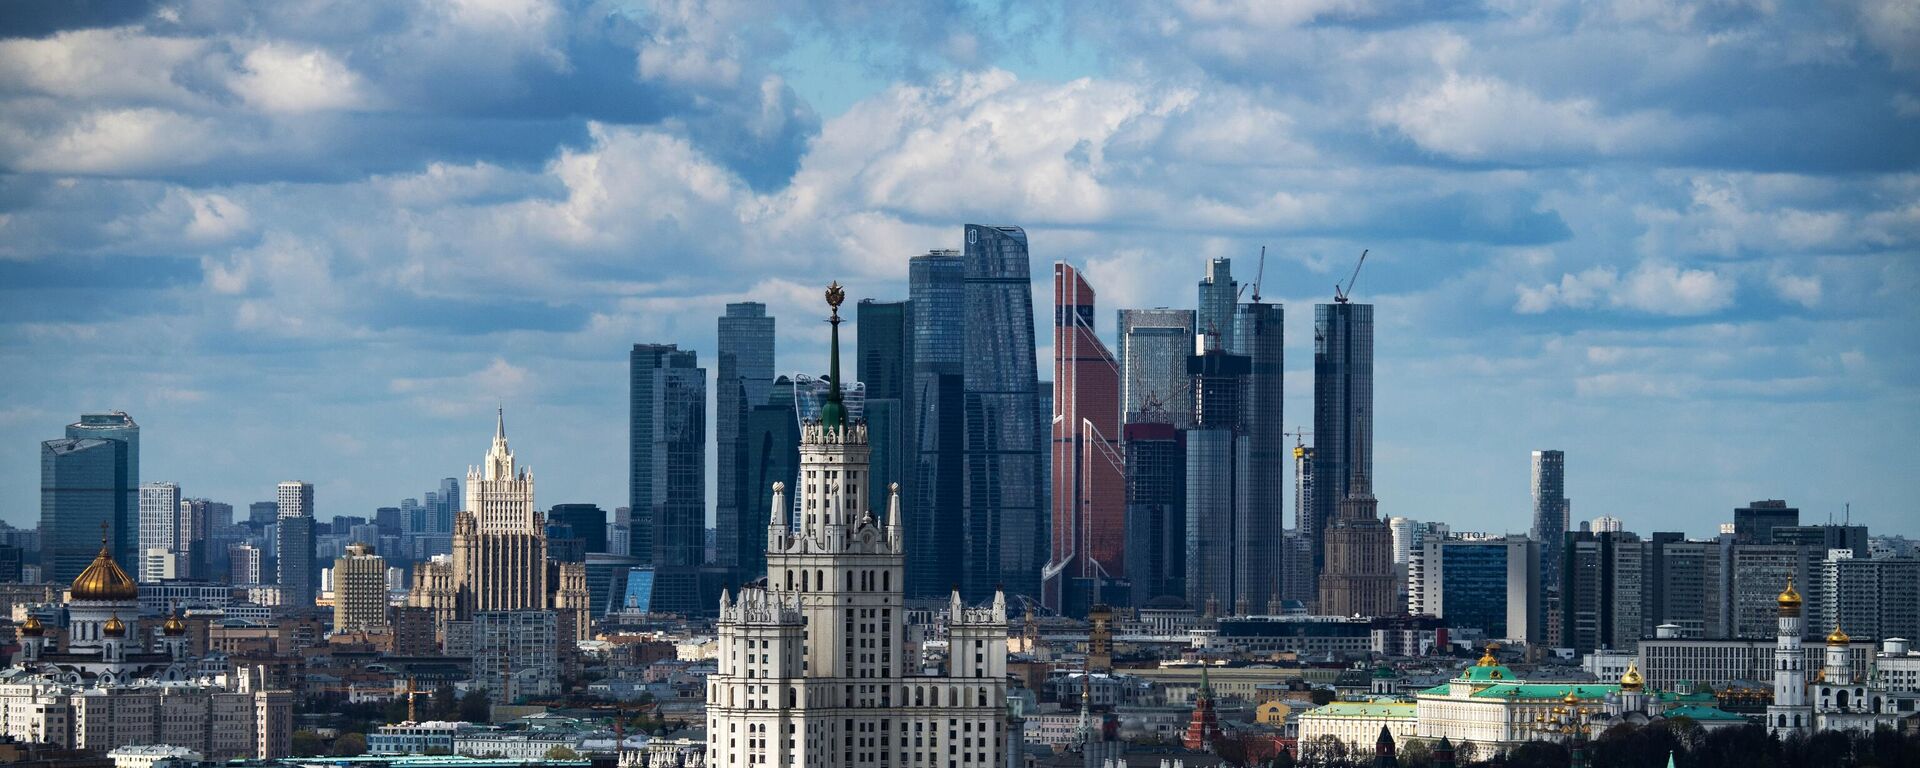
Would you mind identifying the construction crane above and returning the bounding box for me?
[1237,245,1269,303]
[1333,249,1369,303]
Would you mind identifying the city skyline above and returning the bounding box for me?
[2,3,1917,542]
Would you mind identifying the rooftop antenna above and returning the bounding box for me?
[1333,249,1369,304]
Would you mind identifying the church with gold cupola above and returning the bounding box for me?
[10,536,197,685]
[1766,578,1907,736]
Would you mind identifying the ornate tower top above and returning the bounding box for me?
[1778,577,1803,617]
[821,281,848,431]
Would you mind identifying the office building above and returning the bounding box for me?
[1184,344,1248,612]
[1045,262,1126,615]
[247,501,276,526]
[1530,449,1569,643]
[1408,535,1538,641]
[1732,544,1823,639]
[715,302,775,581]
[907,248,965,599]
[468,611,560,704]
[704,286,1009,767]
[1311,302,1372,579]
[229,544,263,585]
[64,412,139,568]
[1560,531,1644,653]
[1117,308,1196,426]
[856,299,912,581]
[1282,440,1318,604]
[740,377,799,584]
[1826,556,1920,644]
[547,504,608,555]
[961,224,1044,601]
[333,543,389,633]
[1735,500,1799,546]
[1196,258,1237,353]
[1123,421,1185,606]
[629,344,707,615]
[1776,523,1869,556]
[40,437,130,586]
[1230,299,1284,613]
[274,482,316,613]
[137,482,182,582]
[1318,464,1396,619]
[180,499,222,579]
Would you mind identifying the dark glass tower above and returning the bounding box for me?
[1118,309,1196,427]
[276,481,316,615]
[1185,347,1249,612]
[39,437,129,585]
[741,376,799,583]
[961,224,1043,602]
[715,302,775,579]
[1531,449,1569,638]
[629,344,707,616]
[1231,301,1284,613]
[856,299,912,573]
[1124,420,1186,606]
[908,249,965,599]
[1311,302,1373,582]
[549,503,609,554]
[1197,259,1237,353]
[64,412,139,568]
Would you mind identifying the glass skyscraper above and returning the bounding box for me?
[1045,262,1125,615]
[1231,301,1284,613]
[40,437,129,585]
[629,343,707,616]
[548,503,609,554]
[857,299,912,564]
[276,481,317,613]
[715,302,775,579]
[908,249,966,599]
[64,411,139,568]
[1118,309,1196,427]
[1185,347,1249,612]
[1123,420,1185,606]
[961,225,1043,602]
[1531,449,1570,638]
[1197,258,1237,353]
[741,376,799,583]
[1311,301,1373,581]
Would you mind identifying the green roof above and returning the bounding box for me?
[1661,705,1746,722]
[1303,702,1417,719]
[1468,684,1619,700]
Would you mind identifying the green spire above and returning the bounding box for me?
[821,281,847,431]
[1198,662,1213,699]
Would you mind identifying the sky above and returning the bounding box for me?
[1,0,1917,541]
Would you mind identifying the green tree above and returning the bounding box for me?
[1309,687,1336,706]
[544,745,581,760]
[331,732,368,757]
[459,689,492,722]
[291,730,326,757]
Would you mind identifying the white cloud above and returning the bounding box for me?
[0,28,213,106]
[0,107,221,174]
[1372,71,1690,162]
[1516,261,1733,315]
[1770,272,1821,307]
[228,43,374,114]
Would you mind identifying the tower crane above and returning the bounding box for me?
[1237,245,1269,303]
[1333,249,1369,303]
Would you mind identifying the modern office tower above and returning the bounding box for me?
[1530,449,1570,642]
[1408,535,1539,641]
[629,344,707,615]
[1825,556,1920,644]
[230,543,263,584]
[435,478,459,534]
[1196,258,1237,352]
[740,377,798,583]
[1645,536,1728,639]
[1230,300,1284,613]
[1388,517,1418,565]
[1184,344,1248,611]
[1560,530,1645,653]
[1590,515,1624,533]
[275,482,316,612]
[1774,523,1869,556]
[714,302,775,581]
[453,410,549,612]
[961,224,1044,601]
[249,501,277,526]
[178,499,217,580]
[1123,421,1185,606]
[908,248,966,599]
[333,543,390,633]
[468,610,560,704]
[375,506,403,536]
[65,412,139,566]
[41,437,130,585]
[0,545,21,583]
[856,298,912,573]
[1045,262,1126,615]
[1118,308,1197,426]
[1318,465,1396,618]
[548,504,609,555]
[705,287,1010,768]
[1735,500,1800,545]
[1311,301,1372,578]
[1283,440,1318,604]
[138,482,183,581]
[1732,544,1822,639]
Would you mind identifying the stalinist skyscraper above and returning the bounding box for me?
[705,283,1010,768]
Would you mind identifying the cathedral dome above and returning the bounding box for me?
[71,544,138,601]
[19,615,43,637]
[103,614,126,637]
[1620,663,1645,691]
[1776,579,1802,614]
[1826,624,1850,646]
[163,612,187,636]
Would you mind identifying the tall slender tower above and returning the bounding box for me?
[961,225,1043,601]
[1532,449,1569,641]
[908,250,965,599]
[1231,300,1284,612]
[452,409,548,612]
[1767,579,1811,737]
[66,412,139,569]
[705,283,1009,768]
[1044,263,1126,615]
[276,482,317,613]
[1312,302,1372,578]
[1318,460,1396,618]
[716,302,775,580]
[630,344,707,615]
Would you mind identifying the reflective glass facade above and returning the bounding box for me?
[1045,263,1125,614]
[40,437,129,585]
[908,249,966,599]
[1231,302,1284,612]
[962,225,1043,602]
[1124,421,1185,606]
[1311,302,1372,575]
[741,376,798,582]
[715,303,774,576]
[64,412,138,568]
[1117,309,1195,426]
[629,344,707,616]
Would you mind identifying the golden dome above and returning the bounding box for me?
[163,611,186,636]
[19,615,43,637]
[1477,643,1500,667]
[1826,624,1850,646]
[102,614,126,637]
[1563,691,1579,705]
[1777,578,1803,613]
[1620,663,1644,691]
[70,543,138,602]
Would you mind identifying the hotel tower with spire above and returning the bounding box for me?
[704,283,1011,768]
